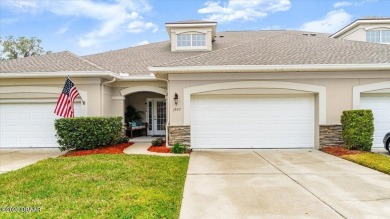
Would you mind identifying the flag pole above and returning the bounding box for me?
[68,75,85,105]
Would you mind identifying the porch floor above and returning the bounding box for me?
[130,136,166,143]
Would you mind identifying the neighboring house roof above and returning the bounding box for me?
[331,17,390,38]
[155,30,390,67]
[0,51,105,73]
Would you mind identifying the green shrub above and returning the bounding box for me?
[55,117,123,151]
[115,135,130,144]
[151,137,163,146]
[171,142,187,154]
[340,110,374,151]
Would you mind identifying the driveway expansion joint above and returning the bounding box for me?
[254,151,347,219]
[187,173,284,176]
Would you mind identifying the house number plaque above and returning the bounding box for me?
[173,108,182,112]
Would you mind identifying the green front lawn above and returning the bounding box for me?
[343,153,390,175]
[0,154,189,218]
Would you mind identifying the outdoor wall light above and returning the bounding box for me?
[174,93,178,105]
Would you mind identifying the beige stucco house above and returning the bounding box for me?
[1,19,390,149]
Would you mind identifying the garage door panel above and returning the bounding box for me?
[360,95,390,148]
[191,95,315,149]
[0,103,80,148]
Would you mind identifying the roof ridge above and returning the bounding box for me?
[156,31,287,67]
[83,40,170,58]
[65,51,108,71]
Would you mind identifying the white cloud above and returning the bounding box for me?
[198,0,291,23]
[78,38,99,48]
[134,40,150,46]
[261,25,282,30]
[56,26,68,35]
[299,9,353,33]
[333,1,353,8]
[333,0,377,8]
[127,21,158,33]
[3,0,158,48]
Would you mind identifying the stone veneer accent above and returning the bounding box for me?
[319,124,344,147]
[168,125,190,146]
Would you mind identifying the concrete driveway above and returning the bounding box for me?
[180,150,390,219]
[0,149,63,174]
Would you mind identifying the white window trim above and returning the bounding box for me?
[177,33,206,48]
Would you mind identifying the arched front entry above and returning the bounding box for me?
[119,86,167,137]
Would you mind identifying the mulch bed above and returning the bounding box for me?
[321,146,364,157]
[63,142,134,157]
[148,142,171,153]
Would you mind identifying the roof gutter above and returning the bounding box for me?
[0,71,156,81]
[148,64,390,74]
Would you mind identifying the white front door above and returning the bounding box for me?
[146,98,166,136]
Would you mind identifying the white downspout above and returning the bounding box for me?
[101,78,116,116]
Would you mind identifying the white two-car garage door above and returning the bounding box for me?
[0,103,80,148]
[360,94,390,148]
[191,95,315,149]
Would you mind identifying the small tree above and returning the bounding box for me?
[0,36,49,60]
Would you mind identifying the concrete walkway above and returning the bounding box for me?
[180,149,390,219]
[0,149,63,174]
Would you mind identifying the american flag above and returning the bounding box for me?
[54,77,79,118]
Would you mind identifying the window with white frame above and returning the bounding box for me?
[366,30,390,44]
[177,34,206,47]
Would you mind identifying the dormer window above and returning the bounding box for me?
[165,20,217,52]
[177,34,206,47]
[366,30,390,44]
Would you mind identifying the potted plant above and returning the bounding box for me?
[125,105,143,124]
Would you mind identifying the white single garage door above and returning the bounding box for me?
[360,94,390,148]
[191,95,315,149]
[0,103,80,148]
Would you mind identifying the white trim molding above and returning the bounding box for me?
[149,64,390,74]
[120,86,167,96]
[0,86,88,116]
[112,96,126,100]
[330,19,390,38]
[183,81,326,125]
[353,81,390,109]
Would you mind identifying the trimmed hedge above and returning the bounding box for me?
[55,116,124,151]
[340,110,374,151]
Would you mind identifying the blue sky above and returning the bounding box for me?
[1,0,389,56]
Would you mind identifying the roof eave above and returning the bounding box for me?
[0,71,157,81]
[148,64,390,74]
[331,19,390,38]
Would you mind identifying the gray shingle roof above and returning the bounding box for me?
[83,31,296,76]
[0,51,105,73]
[2,30,390,76]
[157,31,390,67]
[359,16,390,20]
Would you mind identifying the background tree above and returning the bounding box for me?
[0,36,49,60]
